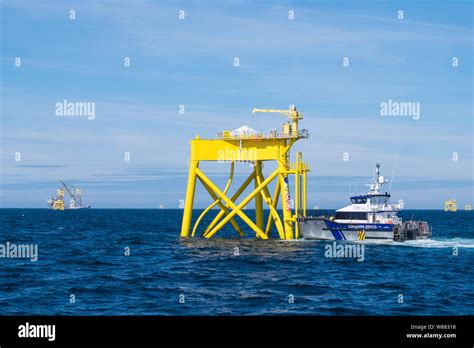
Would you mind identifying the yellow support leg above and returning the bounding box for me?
[265,183,281,236]
[180,160,199,238]
[256,168,285,239]
[299,153,303,217]
[303,170,307,217]
[279,162,294,240]
[295,158,299,240]
[254,161,264,236]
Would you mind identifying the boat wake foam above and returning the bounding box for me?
[393,238,474,249]
[300,238,474,249]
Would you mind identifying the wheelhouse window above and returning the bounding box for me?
[335,212,368,220]
[350,197,367,204]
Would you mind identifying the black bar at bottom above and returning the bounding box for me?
[0,316,472,346]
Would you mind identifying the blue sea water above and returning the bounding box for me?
[0,209,473,315]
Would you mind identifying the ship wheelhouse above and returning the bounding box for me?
[350,195,368,204]
[333,163,403,224]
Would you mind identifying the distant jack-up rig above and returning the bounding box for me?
[47,181,90,210]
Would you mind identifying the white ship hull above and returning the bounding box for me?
[299,218,394,241]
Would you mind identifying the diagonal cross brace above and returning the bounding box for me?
[203,171,256,237]
[196,176,244,236]
[196,167,280,239]
[195,168,268,239]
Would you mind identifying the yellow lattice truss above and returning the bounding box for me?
[181,108,310,240]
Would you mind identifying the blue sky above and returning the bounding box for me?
[0,0,472,208]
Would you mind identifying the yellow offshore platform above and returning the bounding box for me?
[444,199,457,212]
[180,105,310,240]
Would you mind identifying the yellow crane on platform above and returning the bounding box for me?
[252,105,303,138]
[180,105,311,240]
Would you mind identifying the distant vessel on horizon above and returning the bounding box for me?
[47,181,91,210]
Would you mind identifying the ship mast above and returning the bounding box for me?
[368,162,387,195]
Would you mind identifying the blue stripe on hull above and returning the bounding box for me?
[324,220,394,232]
